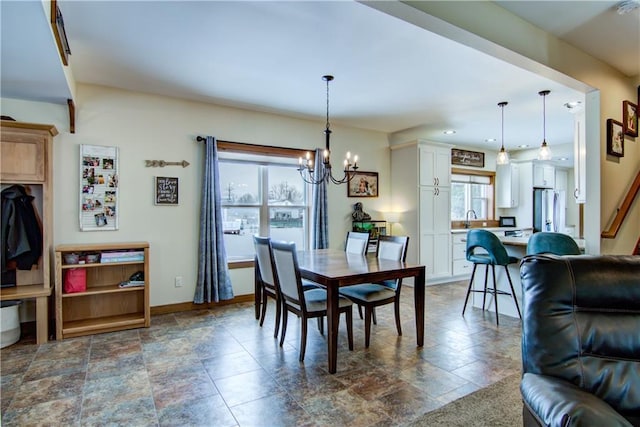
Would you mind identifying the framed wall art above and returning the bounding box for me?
[348,171,378,197]
[622,100,638,137]
[155,176,179,205]
[79,144,119,231]
[606,119,624,157]
[451,148,485,168]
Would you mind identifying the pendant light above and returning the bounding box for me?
[538,90,552,161]
[496,101,510,165]
[298,75,359,185]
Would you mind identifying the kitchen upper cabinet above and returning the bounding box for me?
[419,145,450,187]
[496,163,519,208]
[533,164,555,188]
[555,169,568,192]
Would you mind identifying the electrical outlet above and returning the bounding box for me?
[482,222,487,226]
[175,276,183,287]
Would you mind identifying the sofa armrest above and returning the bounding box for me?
[521,373,633,427]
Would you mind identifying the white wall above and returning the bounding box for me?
[2,83,391,306]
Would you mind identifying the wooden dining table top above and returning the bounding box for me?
[296,248,424,287]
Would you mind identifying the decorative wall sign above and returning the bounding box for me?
[145,160,190,168]
[348,171,378,197]
[79,144,119,231]
[155,176,179,205]
[451,149,485,168]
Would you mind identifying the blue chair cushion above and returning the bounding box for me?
[304,288,353,312]
[339,283,396,303]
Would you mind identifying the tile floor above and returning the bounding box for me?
[1,281,523,426]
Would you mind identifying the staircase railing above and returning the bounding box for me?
[601,169,640,239]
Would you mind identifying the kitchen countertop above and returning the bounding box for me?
[454,231,586,250]
[451,227,533,234]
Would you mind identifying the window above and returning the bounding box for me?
[450,171,494,221]
[219,144,310,261]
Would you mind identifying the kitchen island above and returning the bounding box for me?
[455,229,585,319]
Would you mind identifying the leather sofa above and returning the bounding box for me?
[520,254,640,427]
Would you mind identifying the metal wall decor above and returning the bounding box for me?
[145,160,190,168]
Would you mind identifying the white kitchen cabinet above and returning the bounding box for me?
[572,108,586,203]
[419,144,450,187]
[533,164,555,188]
[420,186,451,279]
[496,163,519,208]
[452,233,472,277]
[391,140,452,283]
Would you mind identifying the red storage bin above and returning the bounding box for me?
[64,268,86,293]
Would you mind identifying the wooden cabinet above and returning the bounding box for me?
[533,163,555,188]
[391,140,451,283]
[496,163,519,208]
[54,242,150,339]
[0,120,57,344]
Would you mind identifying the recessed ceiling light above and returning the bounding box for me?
[485,138,496,143]
[564,101,582,109]
[518,144,529,148]
[443,130,456,135]
[559,157,568,161]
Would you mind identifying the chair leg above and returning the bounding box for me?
[279,308,288,347]
[505,266,522,319]
[259,291,269,327]
[274,296,281,339]
[357,305,363,319]
[346,309,354,351]
[491,264,499,326]
[372,308,377,325]
[394,299,402,336]
[482,264,489,311]
[317,317,324,335]
[364,307,373,348]
[299,316,308,362]
[462,263,478,316]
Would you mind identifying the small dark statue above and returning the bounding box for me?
[351,202,371,221]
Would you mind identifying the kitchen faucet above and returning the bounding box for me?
[464,209,477,228]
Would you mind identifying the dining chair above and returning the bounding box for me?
[345,231,370,255]
[461,229,521,325]
[526,231,581,255]
[338,235,409,348]
[253,236,281,338]
[270,240,354,362]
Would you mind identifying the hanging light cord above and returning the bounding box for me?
[501,103,505,149]
[325,77,330,131]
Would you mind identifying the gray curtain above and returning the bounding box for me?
[194,136,234,303]
[311,148,329,249]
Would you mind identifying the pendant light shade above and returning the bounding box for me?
[538,90,553,161]
[496,101,510,165]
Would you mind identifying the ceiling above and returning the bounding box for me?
[1,1,638,163]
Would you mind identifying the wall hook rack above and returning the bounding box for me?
[145,160,190,168]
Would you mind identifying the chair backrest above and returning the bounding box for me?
[345,231,370,255]
[253,236,275,288]
[376,235,409,262]
[270,240,304,310]
[520,254,640,414]
[465,229,510,266]
[526,231,581,256]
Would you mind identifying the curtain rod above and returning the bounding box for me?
[196,136,208,142]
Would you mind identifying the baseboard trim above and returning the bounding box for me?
[150,294,254,316]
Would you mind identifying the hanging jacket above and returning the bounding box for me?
[1,185,43,271]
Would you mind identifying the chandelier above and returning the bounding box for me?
[298,75,359,185]
[496,101,510,165]
[538,90,553,161]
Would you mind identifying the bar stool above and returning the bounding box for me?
[461,229,521,325]
[526,232,581,255]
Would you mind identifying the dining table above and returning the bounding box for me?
[295,249,426,374]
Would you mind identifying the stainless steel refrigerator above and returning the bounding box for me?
[533,188,566,233]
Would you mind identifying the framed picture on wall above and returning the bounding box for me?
[80,144,119,231]
[347,171,378,197]
[606,119,624,157]
[155,176,179,205]
[622,100,638,137]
